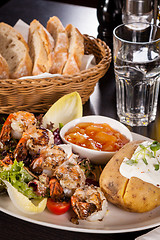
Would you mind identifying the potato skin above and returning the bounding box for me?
[99,140,160,212]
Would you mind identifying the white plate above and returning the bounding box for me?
[0,132,160,234]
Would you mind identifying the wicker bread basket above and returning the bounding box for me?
[0,34,112,114]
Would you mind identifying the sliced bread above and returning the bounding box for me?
[62,24,84,75]
[0,53,9,79]
[0,22,32,79]
[28,19,54,75]
[47,16,69,74]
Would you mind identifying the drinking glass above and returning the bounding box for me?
[113,22,160,126]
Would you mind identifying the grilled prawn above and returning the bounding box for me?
[54,157,86,197]
[0,111,37,147]
[71,185,108,221]
[14,127,55,161]
[14,127,68,173]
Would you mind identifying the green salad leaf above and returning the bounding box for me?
[0,160,41,199]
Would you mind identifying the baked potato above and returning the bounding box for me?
[99,140,160,213]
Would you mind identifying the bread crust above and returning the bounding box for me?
[0,22,32,79]
[47,16,69,74]
[28,19,54,76]
[0,53,9,79]
[63,24,84,75]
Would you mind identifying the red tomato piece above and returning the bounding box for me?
[47,199,70,215]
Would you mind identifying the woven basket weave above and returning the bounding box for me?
[0,34,112,114]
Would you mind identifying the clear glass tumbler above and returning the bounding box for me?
[113,22,160,126]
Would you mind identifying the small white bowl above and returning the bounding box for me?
[60,115,133,165]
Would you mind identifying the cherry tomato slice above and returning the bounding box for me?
[47,199,70,215]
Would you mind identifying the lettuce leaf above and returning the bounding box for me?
[0,160,41,199]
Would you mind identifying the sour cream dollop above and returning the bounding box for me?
[120,141,160,188]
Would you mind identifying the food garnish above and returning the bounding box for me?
[124,141,160,169]
[0,160,43,199]
[78,158,103,185]
[47,198,71,215]
[42,91,83,131]
[3,180,47,214]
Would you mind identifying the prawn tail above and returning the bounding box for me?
[0,114,14,144]
[30,156,43,174]
[0,124,12,144]
[71,195,96,220]
[0,154,14,167]
[14,137,28,162]
[49,177,64,201]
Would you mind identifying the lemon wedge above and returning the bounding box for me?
[3,180,47,214]
[42,91,83,130]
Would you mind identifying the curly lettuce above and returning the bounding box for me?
[0,160,41,199]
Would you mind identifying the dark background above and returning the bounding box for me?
[0,0,99,8]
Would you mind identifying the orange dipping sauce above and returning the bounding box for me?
[64,122,129,152]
